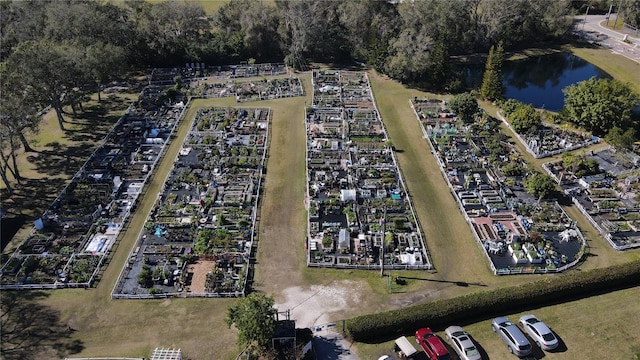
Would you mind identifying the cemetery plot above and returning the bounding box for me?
[498,111,597,158]
[150,62,287,85]
[1,86,187,289]
[189,77,304,102]
[112,107,270,298]
[306,71,430,270]
[544,148,640,250]
[412,99,586,275]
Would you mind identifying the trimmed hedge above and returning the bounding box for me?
[345,260,640,342]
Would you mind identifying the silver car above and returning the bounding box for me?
[491,317,532,357]
[519,315,559,351]
[444,326,481,360]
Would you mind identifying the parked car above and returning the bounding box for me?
[519,314,559,351]
[444,326,482,360]
[394,336,418,359]
[491,317,532,357]
[415,328,451,360]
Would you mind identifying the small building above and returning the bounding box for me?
[338,229,350,251]
[340,189,356,201]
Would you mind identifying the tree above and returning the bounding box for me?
[448,92,480,123]
[605,126,636,150]
[508,103,541,134]
[0,62,41,152]
[619,0,640,28]
[428,36,450,90]
[6,40,84,130]
[480,41,505,101]
[82,42,126,102]
[562,77,638,136]
[524,173,556,200]
[225,293,278,352]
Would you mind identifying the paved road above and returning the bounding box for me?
[575,14,640,63]
[310,325,361,360]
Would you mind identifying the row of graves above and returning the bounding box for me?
[498,111,597,159]
[149,62,288,85]
[544,147,640,250]
[306,70,431,270]
[188,77,304,102]
[1,87,187,289]
[112,107,270,298]
[412,99,587,275]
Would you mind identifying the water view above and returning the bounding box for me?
[462,52,610,112]
[502,52,610,111]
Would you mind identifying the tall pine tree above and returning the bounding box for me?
[480,41,505,101]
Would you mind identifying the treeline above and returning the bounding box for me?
[1,0,581,79]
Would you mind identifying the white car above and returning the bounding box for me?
[444,326,481,360]
[518,315,559,351]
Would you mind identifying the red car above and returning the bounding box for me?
[415,328,451,360]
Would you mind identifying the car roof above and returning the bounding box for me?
[521,315,552,334]
[446,325,465,335]
[494,316,511,326]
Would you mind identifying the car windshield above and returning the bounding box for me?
[465,346,479,356]
[542,333,556,341]
[453,331,466,338]
[519,344,532,351]
[500,321,513,327]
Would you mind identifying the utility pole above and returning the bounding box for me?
[606,3,613,26]
[380,206,386,277]
[613,0,621,29]
[582,6,590,31]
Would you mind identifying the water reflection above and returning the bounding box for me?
[458,53,610,111]
[503,53,609,111]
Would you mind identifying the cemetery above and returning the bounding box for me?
[0,86,187,289]
[111,106,270,298]
[306,70,431,270]
[543,147,640,250]
[498,111,597,158]
[149,62,288,85]
[412,98,587,275]
[189,77,304,102]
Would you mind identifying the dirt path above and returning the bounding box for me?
[186,261,215,293]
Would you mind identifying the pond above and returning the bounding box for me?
[462,52,610,112]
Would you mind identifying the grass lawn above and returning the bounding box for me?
[567,45,640,94]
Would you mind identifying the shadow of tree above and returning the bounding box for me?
[1,291,84,359]
[1,177,68,219]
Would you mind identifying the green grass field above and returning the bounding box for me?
[2,44,640,359]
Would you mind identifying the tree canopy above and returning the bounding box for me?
[524,173,556,200]
[480,41,505,101]
[507,103,541,134]
[448,92,480,123]
[562,77,638,136]
[1,0,576,80]
[225,293,278,352]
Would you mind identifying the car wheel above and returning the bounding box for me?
[536,341,541,348]
[492,325,496,332]
[508,346,514,354]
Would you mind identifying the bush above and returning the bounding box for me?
[345,260,640,342]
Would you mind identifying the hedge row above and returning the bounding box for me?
[345,260,640,342]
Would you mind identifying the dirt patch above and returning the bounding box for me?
[186,260,215,293]
[275,280,366,328]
